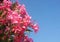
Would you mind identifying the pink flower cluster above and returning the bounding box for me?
[0,0,39,42]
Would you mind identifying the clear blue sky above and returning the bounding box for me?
[14,0,60,42]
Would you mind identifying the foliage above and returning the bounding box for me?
[0,0,39,42]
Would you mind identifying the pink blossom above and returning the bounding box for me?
[19,4,27,14]
[32,24,39,32]
[0,0,39,42]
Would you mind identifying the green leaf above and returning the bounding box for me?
[0,10,3,16]
[26,29,33,32]
[0,25,6,30]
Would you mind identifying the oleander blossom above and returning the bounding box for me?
[0,0,39,42]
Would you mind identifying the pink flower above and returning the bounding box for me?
[7,11,22,24]
[12,25,23,34]
[32,24,39,33]
[24,36,33,42]
[0,18,6,24]
[19,4,27,14]
[28,38,33,42]
[29,23,39,33]
[0,0,39,42]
